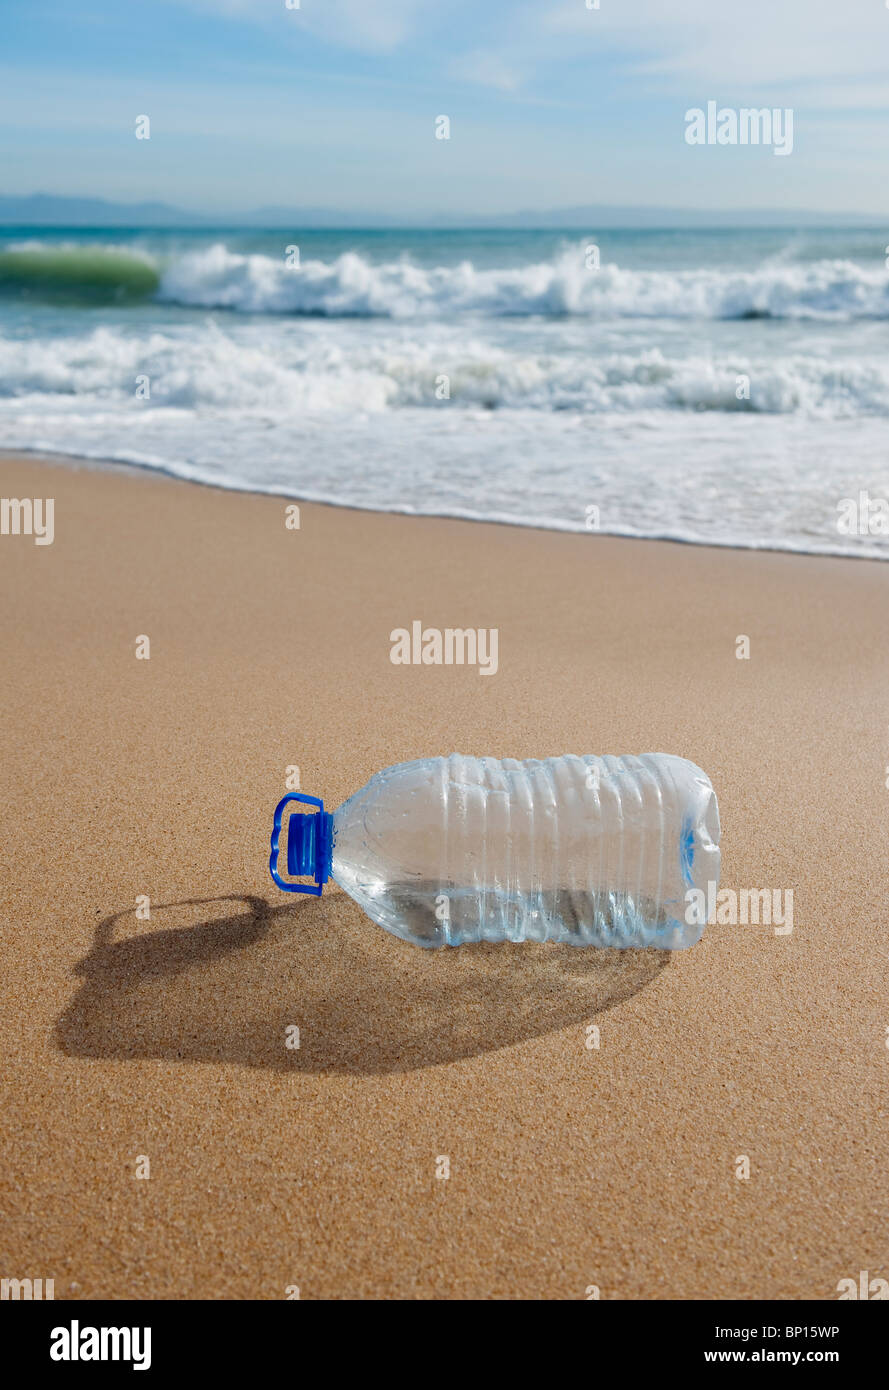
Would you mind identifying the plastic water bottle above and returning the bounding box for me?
[269,753,720,949]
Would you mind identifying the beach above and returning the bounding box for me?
[1,448,888,1300]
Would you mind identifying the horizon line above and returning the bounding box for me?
[0,192,886,228]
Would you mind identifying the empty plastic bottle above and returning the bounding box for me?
[269,753,720,949]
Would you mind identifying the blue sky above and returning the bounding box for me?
[2,0,888,215]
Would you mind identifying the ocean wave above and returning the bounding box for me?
[155,243,889,319]
[2,240,888,319]
[0,244,159,302]
[2,325,889,417]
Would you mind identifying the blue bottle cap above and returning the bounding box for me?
[269,793,333,895]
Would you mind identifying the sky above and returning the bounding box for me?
[1,0,888,216]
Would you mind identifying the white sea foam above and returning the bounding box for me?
[155,244,889,320]
[1,324,889,418]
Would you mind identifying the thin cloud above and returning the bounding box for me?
[449,51,522,92]
[178,0,436,52]
[544,0,889,95]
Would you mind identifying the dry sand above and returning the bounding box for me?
[1,450,888,1300]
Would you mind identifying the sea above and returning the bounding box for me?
[1,225,888,558]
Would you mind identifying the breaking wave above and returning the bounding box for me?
[4,240,887,320]
[2,324,888,416]
[155,244,889,320]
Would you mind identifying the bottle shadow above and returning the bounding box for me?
[55,893,669,1074]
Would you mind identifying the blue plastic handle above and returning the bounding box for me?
[269,792,333,895]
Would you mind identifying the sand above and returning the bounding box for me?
[1,450,888,1300]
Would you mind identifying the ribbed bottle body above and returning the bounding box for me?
[331,753,720,949]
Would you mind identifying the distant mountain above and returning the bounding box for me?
[0,193,210,226]
[479,204,887,230]
[0,191,884,229]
